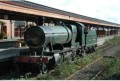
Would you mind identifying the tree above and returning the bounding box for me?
[0,21,6,39]
[0,21,5,33]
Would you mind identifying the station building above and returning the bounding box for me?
[0,19,35,39]
[0,1,120,40]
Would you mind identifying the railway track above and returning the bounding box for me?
[90,45,120,80]
[65,45,111,80]
[91,68,104,80]
[0,45,111,80]
[65,57,104,80]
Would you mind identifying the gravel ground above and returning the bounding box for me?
[102,45,120,57]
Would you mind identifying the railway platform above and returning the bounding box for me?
[0,47,27,62]
[0,39,27,62]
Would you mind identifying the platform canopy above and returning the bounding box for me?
[0,1,120,27]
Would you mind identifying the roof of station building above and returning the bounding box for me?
[0,0,120,27]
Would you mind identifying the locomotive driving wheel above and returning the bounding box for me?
[76,49,83,57]
[71,51,76,61]
[92,46,96,52]
[10,63,20,75]
[39,63,47,74]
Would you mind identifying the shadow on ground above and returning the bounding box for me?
[104,73,120,80]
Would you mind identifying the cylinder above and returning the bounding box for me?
[24,26,72,48]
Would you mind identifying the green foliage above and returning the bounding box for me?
[95,36,120,80]
[0,21,6,39]
[0,33,4,39]
[0,21,5,26]
[0,33,7,39]
[104,36,120,46]
[96,52,120,80]
[36,51,101,80]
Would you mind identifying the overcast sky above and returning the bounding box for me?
[27,0,120,24]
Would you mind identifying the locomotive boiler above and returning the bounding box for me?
[14,22,97,73]
[24,26,72,48]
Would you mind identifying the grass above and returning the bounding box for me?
[94,36,120,80]
[35,50,102,80]
[104,36,120,46]
[95,51,120,80]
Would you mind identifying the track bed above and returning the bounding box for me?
[66,45,120,80]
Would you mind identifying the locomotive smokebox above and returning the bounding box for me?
[24,26,72,48]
